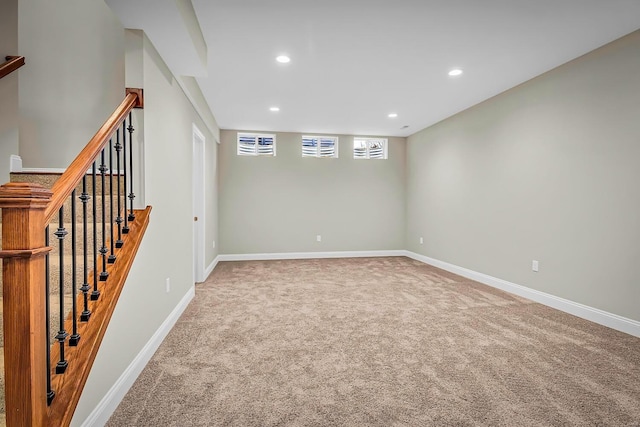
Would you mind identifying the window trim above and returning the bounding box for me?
[237,132,276,156]
[301,135,339,158]
[353,137,388,160]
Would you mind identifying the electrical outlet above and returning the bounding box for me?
[532,260,539,272]
[166,277,171,293]
[212,240,216,249]
[420,237,424,244]
[316,235,322,242]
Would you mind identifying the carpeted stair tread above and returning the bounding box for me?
[10,172,125,195]
[5,173,126,223]
[0,222,125,298]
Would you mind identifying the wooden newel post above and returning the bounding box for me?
[0,182,53,427]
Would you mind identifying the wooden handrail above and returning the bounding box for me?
[0,55,25,79]
[44,89,141,223]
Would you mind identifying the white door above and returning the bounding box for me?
[192,124,206,283]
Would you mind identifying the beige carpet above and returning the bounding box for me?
[108,257,640,426]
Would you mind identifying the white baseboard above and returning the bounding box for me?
[404,251,640,338]
[218,250,406,262]
[16,167,124,174]
[9,154,22,172]
[203,255,220,280]
[20,167,68,173]
[79,286,195,427]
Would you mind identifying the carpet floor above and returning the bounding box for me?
[107,257,640,426]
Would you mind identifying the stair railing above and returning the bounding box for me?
[0,56,25,80]
[0,88,149,426]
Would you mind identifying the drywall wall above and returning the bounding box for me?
[406,30,640,322]
[123,30,146,209]
[18,0,125,169]
[72,32,219,425]
[219,131,405,254]
[0,0,19,183]
[177,75,220,142]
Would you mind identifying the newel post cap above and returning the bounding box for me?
[0,182,53,209]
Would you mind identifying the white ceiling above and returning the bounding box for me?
[110,0,640,137]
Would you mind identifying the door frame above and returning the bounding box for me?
[192,123,206,283]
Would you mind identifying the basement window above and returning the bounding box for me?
[237,133,276,156]
[354,137,387,159]
[302,135,339,158]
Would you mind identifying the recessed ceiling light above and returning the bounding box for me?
[269,107,280,112]
[388,113,398,118]
[448,68,463,77]
[276,55,290,64]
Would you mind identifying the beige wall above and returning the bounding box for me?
[73,32,220,426]
[0,0,19,183]
[219,131,406,254]
[406,30,640,322]
[177,76,220,143]
[18,0,125,168]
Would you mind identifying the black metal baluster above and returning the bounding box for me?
[45,227,55,405]
[99,149,109,281]
[122,116,130,234]
[91,162,100,301]
[69,190,80,346]
[115,128,124,248]
[127,112,136,222]
[80,176,91,320]
[54,207,68,374]
[108,139,116,264]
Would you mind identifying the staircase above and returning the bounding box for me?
[0,89,148,426]
[0,172,116,425]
